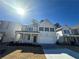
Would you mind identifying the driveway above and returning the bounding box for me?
[43,48,79,59]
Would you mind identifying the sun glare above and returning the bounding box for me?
[1,0,28,16]
[16,7,25,16]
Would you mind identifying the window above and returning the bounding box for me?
[28,28,33,31]
[72,29,79,35]
[45,27,49,31]
[39,27,44,31]
[64,30,70,34]
[28,35,30,40]
[50,28,54,32]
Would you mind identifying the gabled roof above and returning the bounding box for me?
[71,25,79,29]
[39,19,54,26]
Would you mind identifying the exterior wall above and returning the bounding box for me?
[38,20,57,44]
[0,21,9,29]
[38,32,57,44]
[0,21,9,42]
[2,22,22,42]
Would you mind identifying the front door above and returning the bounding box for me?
[33,36,37,43]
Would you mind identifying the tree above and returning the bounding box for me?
[54,23,61,29]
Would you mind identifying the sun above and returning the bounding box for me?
[1,0,27,16]
[16,7,25,16]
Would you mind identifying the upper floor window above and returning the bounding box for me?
[72,29,79,35]
[28,28,33,31]
[45,27,49,31]
[28,34,30,40]
[64,30,70,34]
[39,27,44,31]
[50,28,54,32]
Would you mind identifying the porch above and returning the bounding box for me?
[15,31,39,44]
[62,35,79,45]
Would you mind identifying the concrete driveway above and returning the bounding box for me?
[43,48,79,59]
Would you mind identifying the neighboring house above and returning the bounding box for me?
[0,21,9,42]
[0,20,57,44]
[4,22,22,42]
[0,21,22,42]
[56,25,79,45]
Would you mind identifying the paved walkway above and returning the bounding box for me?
[43,48,79,59]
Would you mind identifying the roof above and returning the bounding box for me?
[16,31,39,34]
[56,27,62,31]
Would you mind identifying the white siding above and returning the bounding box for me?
[3,22,22,42]
[38,20,57,44]
[38,32,57,44]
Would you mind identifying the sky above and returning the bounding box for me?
[0,0,79,26]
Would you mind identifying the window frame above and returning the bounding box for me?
[28,34,30,40]
[45,27,49,32]
[28,27,33,32]
[64,30,70,34]
[50,28,54,32]
[39,27,44,31]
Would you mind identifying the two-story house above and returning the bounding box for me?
[15,20,57,44]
